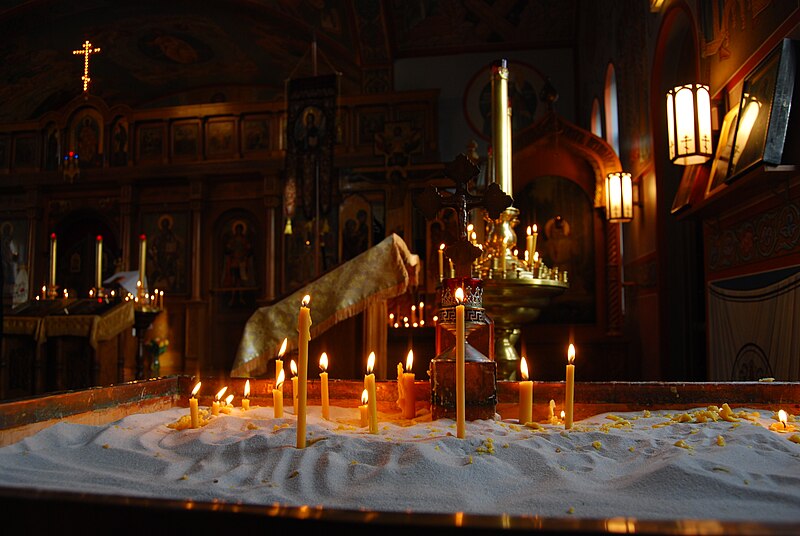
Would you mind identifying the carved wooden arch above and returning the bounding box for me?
[513,110,622,205]
[512,110,624,335]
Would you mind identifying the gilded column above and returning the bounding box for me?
[491,59,511,196]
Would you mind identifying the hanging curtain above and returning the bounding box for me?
[708,268,800,381]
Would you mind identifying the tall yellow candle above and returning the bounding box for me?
[320,352,330,420]
[291,359,298,414]
[401,349,416,419]
[49,232,57,292]
[526,226,534,268]
[518,357,533,425]
[242,379,250,411]
[455,287,466,439]
[138,234,147,291]
[189,381,201,429]
[359,389,369,428]
[365,351,378,434]
[438,243,445,281]
[532,224,538,256]
[565,343,575,429]
[95,234,103,290]
[273,369,285,418]
[297,295,311,448]
[212,386,227,417]
[276,337,287,391]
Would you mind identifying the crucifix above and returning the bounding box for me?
[415,153,513,278]
[73,40,101,93]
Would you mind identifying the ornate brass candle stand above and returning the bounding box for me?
[476,206,569,380]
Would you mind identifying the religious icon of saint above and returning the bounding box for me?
[221,220,255,305]
[149,215,182,291]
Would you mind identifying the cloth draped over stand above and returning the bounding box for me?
[231,234,419,378]
[708,267,800,381]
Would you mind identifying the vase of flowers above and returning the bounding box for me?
[146,337,169,377]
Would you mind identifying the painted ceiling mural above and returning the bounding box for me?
[0,0,577,122]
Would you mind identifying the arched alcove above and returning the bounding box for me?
[513,108,623,333]
[649,0,706,380]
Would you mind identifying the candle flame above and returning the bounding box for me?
[520,356,529,381]
[367,351,376,374]
[455,287,464,304]
[191,381,201,397]
[320,352,328,371]
[411,305,416,312]
[215,386,228,401]
[243,379,250,398]
[225,394,234,406]
[406,349,414,371]
[527,225,532,236]
[568,343,576,364]
[467,223,474,233]
[361,389,369,405]
[560,410,565,419]
[301,294,311,307]
[439,243,445,250]
[419,301,424,308]
[291,359,298,376]
[276,368,285,389]
[533,251,539,262]
[278,337,288,357]
[533,224,538,233]
[778,409,788,426]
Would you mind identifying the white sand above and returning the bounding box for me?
[1,404,799,523]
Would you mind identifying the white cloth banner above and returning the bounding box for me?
[708,268,800,381]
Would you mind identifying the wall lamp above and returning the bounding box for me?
[666,83,713,165]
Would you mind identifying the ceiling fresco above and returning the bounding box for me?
[0,0,577,122]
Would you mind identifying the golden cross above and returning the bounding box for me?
[73,40,101,93]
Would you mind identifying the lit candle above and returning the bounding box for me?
[223,393,234,413]
[438,243,445,281]
[242,379,250,411]
[526,226,534,268]
[189,381,201,429]
[95,235,103,290]
[291,359,298,414]
[518,357,533,425]
[419,301,424,323]
[212,386,227,416]
[297,295,311,449]
[365,351,378,434]
[411,305,417,325]
[359,389,369,428]
[565,343,575,429]
[273,369,285,418]
[276,337,287,390]
[401,349,416,419]
[455,287,466,439]
[49,233,57,292]
[139,234,147,291]
[439,244,444,281]
[532,224,538,256]
[320,352,330,420]
[548,399,557,424]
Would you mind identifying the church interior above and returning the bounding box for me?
[1,0,800,401]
